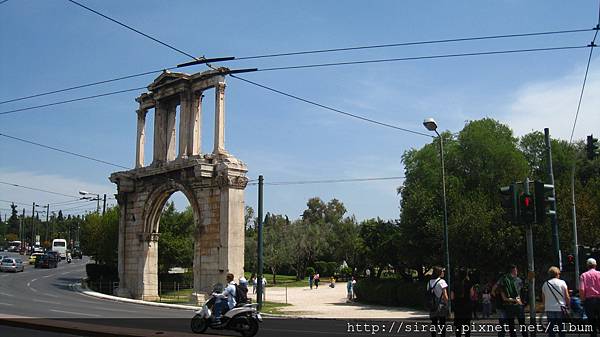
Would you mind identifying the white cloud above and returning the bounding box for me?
[503,59,600,141]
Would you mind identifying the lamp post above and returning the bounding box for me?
[79,190,102,214]
[423,118,451,306]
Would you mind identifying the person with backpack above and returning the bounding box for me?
[427,266,449,337]
[212,273,237,323]
[236,277,250,304]
[541,266,570,337]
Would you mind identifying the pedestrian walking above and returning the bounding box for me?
[427,266,449,337]
[580,258,600,337]
[452,268,474,337]
[251,273,257,294]
[309,273,313,289]
[541,266,570,337]
[314,273,320,289]
[346,276,355,302]
[471,283,479,320]
[482,288,492,318]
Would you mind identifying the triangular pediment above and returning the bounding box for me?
[148,71,190,91]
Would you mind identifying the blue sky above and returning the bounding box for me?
[1,1,598,221]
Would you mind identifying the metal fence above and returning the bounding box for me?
[158,282,194,303]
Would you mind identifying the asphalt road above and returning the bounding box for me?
[0,252,432,336]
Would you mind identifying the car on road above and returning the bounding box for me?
[35,254,57,269]
[1,257,24,272]
[29,253,44,264]
[46,251,60,263]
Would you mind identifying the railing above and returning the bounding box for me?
[158,282,194,304]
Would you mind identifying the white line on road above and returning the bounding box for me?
[30,278,38,283]
[60,272,71,275]
[0,292,14,297]
[50,309,101,317]
[43,274,55,278]
[33,299,61,305]
[0,303,13,306]
[43,293,60,298]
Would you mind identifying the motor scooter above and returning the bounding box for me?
[190,291,261,337]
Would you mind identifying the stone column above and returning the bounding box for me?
[178,92,191,159]
[166,102,177,161]
[135,108,147,168]
[213,82,227,155]
[153,101,167,163]
[190,92,202,156]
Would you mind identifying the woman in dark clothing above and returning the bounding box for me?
[452,268,475,337]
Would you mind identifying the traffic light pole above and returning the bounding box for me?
[544,128,560,268]
[571,163,580,289]
[523,178,537,328]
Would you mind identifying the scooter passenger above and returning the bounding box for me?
[212,273,236,323]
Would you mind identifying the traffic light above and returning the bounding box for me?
[519,192,535,224]
[500,183,518,223]
[534,180,555,225]
[587,134,599,160]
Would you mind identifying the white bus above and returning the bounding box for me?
[51,239,67,259]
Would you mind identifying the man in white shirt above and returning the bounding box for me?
[213,273,237,323]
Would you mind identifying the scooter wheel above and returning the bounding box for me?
[240,317,259,337]
[190,314,208,334]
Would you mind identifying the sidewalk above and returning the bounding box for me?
[261,283,427,319]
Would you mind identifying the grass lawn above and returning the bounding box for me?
[260,301,292,315]
[244,272,309,287]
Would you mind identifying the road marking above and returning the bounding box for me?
[0,292,14,297]
[50,309,101,317]
[43,274,55,278]
[43,293,60,298]
[0,303,13,306]
[30,278,38,283]
[60,272,71,275]
[33,299,61,305]
[93,306,141,314]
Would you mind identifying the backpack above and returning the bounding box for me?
[425,279,442,311]
[235,283,249,304]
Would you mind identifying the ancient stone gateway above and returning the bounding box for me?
[110,69,247,301]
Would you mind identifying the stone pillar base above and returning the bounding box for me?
[116,287,132,298]
[142,294,160,302]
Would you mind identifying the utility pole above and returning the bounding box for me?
[256,175,264,309]
[31,202,36,252]
[571,163,580,289]
[544,128,560,267]
[102,194,107,216]
[44,204,49,242]
[20,208,25,251]
[523,178,537,329]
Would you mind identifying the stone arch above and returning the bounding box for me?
[110,69,248,301]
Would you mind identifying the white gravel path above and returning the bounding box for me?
[260,283,427,319]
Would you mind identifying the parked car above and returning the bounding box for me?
[1,258,24,272]
[29,253,44,264]
[35,255,57,269]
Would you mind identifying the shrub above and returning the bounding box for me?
[306,266,315,276]
[353,278,423,309]
[86,263,118,282]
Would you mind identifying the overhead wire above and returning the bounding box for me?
[0,181,79,198]
[247,176,405,186]
[0,28,593,106]
[256,45,589,72]
[0,132,130,169]
[230,75,432,137]
[0,86,146,116]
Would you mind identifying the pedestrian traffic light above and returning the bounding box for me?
[587,134,599,160]
[500,183,518,223]
[534,180,555,225]
[567,254,575,264]
[519,192,535,224]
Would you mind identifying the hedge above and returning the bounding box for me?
[86,263,118,282]
[353,278,424,309]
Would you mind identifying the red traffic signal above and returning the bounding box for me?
[520,193,535,224]
[567,254,575,264]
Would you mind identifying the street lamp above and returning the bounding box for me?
[423,118,451,302]
[79,190,101,214]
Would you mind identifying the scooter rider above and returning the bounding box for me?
[213,273,236,323]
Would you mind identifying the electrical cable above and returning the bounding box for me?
[247,176,405,186]
[569,28,599,142]
[236,28,593,60]
[0,28,593,106]
[0,181,79,198]
[0,86,146,116]
[256,45,589,72]
[231,75,432,137]
[0,132,130,169]
[66,0,199,60]
[0,199,31,206]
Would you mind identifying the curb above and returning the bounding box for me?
[71,281,201,311]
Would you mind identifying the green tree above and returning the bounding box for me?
[80,207,119,266]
